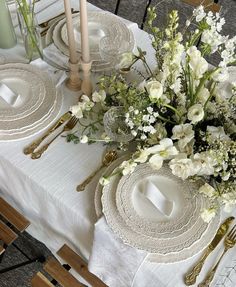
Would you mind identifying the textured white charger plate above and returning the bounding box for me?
[0,63,62,141]
[60,11,134,55]
[101,164,220,262]
[94,154,130,218]
[0,89,62,141]
[116,164,203,239]
[0,63,56,133]
[51,12,134,72]
[0,66,45,121]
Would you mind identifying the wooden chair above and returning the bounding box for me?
[0,196,45,274]
[182,0,221,12]
[32,244,108,287]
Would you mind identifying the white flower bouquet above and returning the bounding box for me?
[69,5,236,222]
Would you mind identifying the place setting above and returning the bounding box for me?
[0,63,63,141]
[42,7,135,72]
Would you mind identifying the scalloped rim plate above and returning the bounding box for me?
[101,164,220,262]
[116,163,203,239]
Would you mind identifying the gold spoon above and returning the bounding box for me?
[76,150,118,191]
[39,8,78,28]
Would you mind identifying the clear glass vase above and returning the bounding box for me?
[22,25,42,61]
[103,106,135,143]
[16,0,43,61]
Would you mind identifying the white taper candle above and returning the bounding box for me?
[63,0,77,63]
[80,0,90,63]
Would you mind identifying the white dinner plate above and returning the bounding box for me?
[51,12,134,72]
[0,63,62,141]
[60,11,134,55]
[94,154,130,218]
[116,163,203,239]
[0,67,45,121]
[0,89,62,141]
[0,64,56,132]
[101,164,220,263]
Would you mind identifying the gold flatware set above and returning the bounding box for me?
[40,8,79,36]
[76,150,118,191]
[184,216,235,287]
[23,112,78,159]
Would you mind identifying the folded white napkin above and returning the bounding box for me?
[141,180,174,217]
[0,83,20,106]
[43,45,69,71]
[88,217,147,287]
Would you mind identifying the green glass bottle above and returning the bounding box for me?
[0,0,17,48]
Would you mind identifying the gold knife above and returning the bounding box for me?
[184,216,235,286]
[23,111,72,155]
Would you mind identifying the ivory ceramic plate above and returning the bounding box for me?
[0,63,62,141]
[101,164,220,262]
[60,11,134,55]
[94,154,130,218]
[0,64,56,132]
[116,164,202,239]
[51,12,134,72]
[0,89,62,141]
[0,67,45,121]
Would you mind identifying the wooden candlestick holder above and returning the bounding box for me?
[81,59,93,97]
[66,60,81,91]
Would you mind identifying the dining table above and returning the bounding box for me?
[0,1,235,286]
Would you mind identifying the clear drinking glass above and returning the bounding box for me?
[103,106,135,143]
[99,36,130,69]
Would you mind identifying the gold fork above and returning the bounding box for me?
[198,225,236,287]
[31,116,78,159]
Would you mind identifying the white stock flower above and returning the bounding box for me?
[70,104,83,118]
[99,176,110,186]
[199,183,217,198]
[193,152,217,176]
[148,138,178,170]
[120,160,137,175]
[187,104,204,124]
[80,95,94,111]
[187,46,208,79]
[92,90,106,102]
[146,80,164,102]
[201,208,217,223]
[201,30,223,53]
[172,124,194,150]
[134,149,150,163]
[80,135,88,144]
[118,52,134,68]
[220,192,236,213]
[193,5,206,22]
[169,154,194,180]
[207,126,230,141]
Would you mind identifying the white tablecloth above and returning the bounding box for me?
[0,1,235,287]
